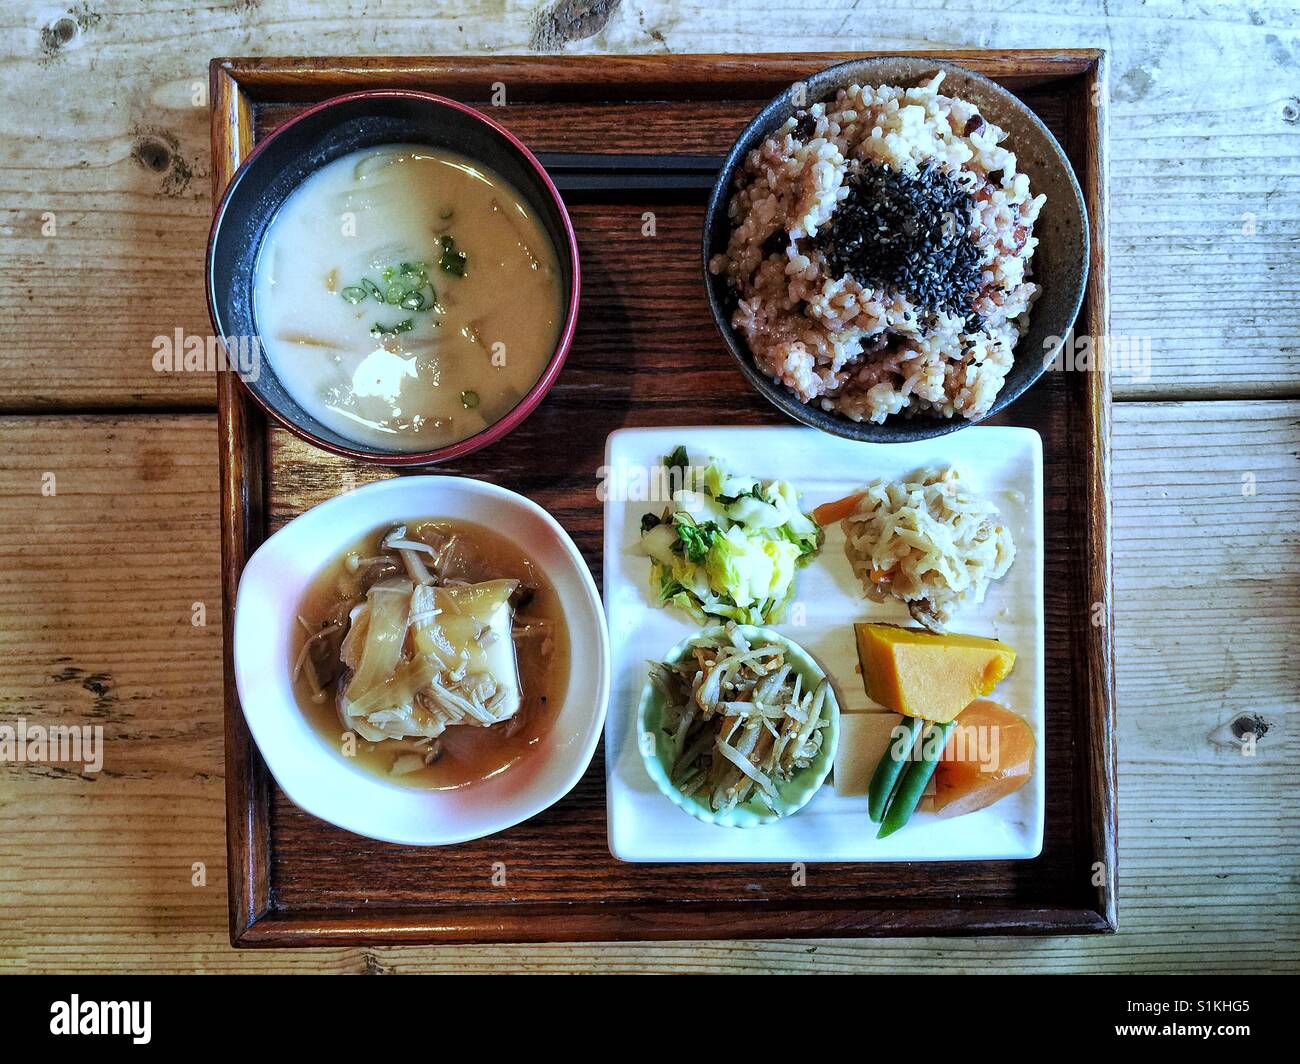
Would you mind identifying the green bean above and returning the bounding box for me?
[878,719,956,839]
[866,715,921,823]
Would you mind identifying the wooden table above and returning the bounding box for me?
[1,1,1296,974]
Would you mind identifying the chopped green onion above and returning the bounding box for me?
[346,261,443,316]
[460,390,479,409]
[370,318,415,337]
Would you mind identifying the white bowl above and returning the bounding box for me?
[233,475,609,846]
[637,626,839,829]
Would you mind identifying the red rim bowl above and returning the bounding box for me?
[206,91,581,466]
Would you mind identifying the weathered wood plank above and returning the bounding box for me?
[0,403,1294,971]
[0,2,1296,407]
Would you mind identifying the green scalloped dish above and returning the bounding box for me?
[637,625,840,827]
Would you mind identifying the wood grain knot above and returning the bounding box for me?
[1284,98,1300,125]
[362,952,395,975]
[531,0,621,51]
[49,663,116,716]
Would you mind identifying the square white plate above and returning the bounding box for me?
[602,425,1044,862]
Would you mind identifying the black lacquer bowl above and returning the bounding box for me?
[703,57,1088,443]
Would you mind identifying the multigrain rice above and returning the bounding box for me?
[710,73,1046,423]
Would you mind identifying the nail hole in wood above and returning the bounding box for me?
[1230,714,1269,740]
[132,138,172,173]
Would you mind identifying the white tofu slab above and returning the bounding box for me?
[602,425,1044,862]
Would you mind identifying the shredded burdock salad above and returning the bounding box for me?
[649,627,832,814]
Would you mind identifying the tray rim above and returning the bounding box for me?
[211,49,1115,948]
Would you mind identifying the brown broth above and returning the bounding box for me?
[293,518,570,790]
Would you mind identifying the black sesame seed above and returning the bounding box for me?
[818,161,983,316]
[792,109,818,140]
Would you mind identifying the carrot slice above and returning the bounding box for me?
[932,700,1035,818]
[811,491,865,526]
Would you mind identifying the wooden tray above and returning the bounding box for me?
[211,51,1114,946]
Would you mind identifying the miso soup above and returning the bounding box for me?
[254,145,564,452]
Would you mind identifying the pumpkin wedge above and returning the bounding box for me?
[854,623,1016,723]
